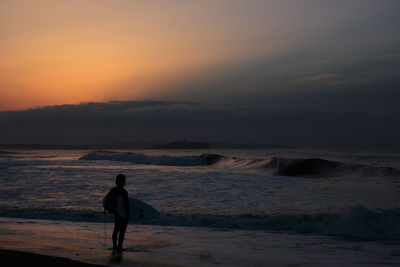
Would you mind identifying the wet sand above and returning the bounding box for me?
[0,217,399,266]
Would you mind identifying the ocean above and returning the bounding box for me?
[1,148,400,241]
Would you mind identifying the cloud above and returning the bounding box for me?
[1,99,399,148]
[0,100,369,127]
[32,100,198,112]
[0,101,199,127]
[292,73,340,83]
[1,45,399,148]
[163,42,400,102]
[376,54,400,60]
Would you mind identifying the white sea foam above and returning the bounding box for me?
[1,205,399,240]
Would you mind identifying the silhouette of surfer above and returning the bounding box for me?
[105,174,131,252]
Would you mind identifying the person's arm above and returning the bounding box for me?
[123,190,131,220]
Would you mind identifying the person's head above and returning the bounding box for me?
[115,174,126,187]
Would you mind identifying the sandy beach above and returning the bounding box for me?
[0,249,106,267]
[0,217,399,267]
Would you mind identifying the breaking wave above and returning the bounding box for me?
[79,151,222,166]
[265,157,399,177]
[80,151,399,178]
[156,206,400,240]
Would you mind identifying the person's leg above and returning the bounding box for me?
[112,216,121,249]
[117,218,128,250]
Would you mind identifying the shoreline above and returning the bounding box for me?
[1,217,399,266]
[0,248,182,267]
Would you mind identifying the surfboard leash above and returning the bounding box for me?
[103,208,107,250]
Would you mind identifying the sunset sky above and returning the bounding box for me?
[1,0,399,147]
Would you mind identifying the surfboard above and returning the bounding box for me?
[128,197,159,222]
[103,195,159,223]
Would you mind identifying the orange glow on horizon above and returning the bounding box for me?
[0,0,289,111]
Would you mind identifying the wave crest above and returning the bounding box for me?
[266,157,399,177]
[79,151,222,166]
[79,151,399,177]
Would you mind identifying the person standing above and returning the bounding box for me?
[104,174,131,251]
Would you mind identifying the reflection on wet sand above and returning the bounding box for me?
[109,250,123,264]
